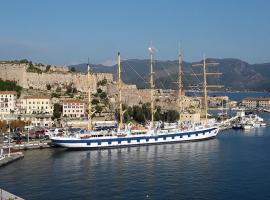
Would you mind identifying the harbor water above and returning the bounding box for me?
[1,113,270,199]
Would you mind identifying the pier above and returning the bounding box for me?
[0,188,24,200]
[0,152,24,167]
[2,141,50,150]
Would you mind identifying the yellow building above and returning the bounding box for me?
[180,113,201,123]
[20,96,53,114]
[242,98,270,108]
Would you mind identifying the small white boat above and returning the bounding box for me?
[260,123,267,127]
[242,124,254,129]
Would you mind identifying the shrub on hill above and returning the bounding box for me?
[0,79,22,97]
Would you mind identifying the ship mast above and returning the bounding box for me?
[192,55,221,125]
[117,52,124,130]
[178,51,183,123]
[203,56,208,123]
[87,58,92,131]
[148,47,155,128]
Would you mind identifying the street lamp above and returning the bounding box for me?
[27,121,30,145]
[8,121,10,157]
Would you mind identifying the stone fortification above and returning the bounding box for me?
[0,62,113,92]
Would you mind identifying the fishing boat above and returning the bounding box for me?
[50,50,219,149]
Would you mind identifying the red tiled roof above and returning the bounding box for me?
[243,97,270,101]
[0,91,17,95]
[62,99,85,104]
[22,96,50,99]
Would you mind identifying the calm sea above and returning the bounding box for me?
[1,94,270,199]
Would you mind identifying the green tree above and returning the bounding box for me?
[0,79,22,97]
[20,59,29,63]
[97,78,107,86]
[97,88,102,94]
[95,105,102,113]
[27,62,42,73]
[142,103,151,121]
[45,65,51,72]
[154,106,162,121]
[132,105,145,123]
[46,84,51,90]
[70,67,76,72]
[103,97,109,106]
[163,110,179,122]
[53,103,63,119]
[51,93,60,98]
[100,91,107,99]
[92,99,99,105]
[66,84,77,94]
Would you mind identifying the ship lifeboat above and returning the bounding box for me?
[80,135,92,139]
[117,133,127,137]
[131,126,148,133]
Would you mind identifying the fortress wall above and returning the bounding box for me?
[25,72,91,91]
[0,63,27,87]
[0,63,113,92]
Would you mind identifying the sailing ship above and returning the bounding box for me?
[50,50,220,149]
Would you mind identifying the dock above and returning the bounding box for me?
[2,141,50,150]
[0,152,24,167]
[0,188,24,200]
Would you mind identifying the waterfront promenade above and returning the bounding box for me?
[0,188,24,200]
[2,141,50,150]
[0,152,24,167]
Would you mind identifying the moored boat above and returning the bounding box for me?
[50,126,219,148]
[51,51,220,149]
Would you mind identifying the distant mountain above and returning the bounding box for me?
[69,63,114,74]
[69,58,270,91]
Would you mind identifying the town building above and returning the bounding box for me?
[20,96,53,114]
[180,113,201,123]
[242,98,270,109]
[62,99,86,118]
[0,91,17,114]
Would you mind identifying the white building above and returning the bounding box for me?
[0,91,17,114]
[63,99,86,118]
[20,96,53,114]
[242,98,270,108]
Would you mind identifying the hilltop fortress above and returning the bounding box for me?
[0,61,113,92]
[0,60,204,113]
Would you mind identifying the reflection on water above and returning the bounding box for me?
[242,127,266,137]
[54,139,220,175]
[0,139,220,200]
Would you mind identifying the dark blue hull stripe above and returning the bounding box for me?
[52,128,217,144]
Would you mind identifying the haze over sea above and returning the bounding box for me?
[1,93,270,200]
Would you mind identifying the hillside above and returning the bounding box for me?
[70,58,270,91]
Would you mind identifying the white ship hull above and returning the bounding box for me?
[50,127,219,149]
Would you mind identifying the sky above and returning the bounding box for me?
[0,0,270,66]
